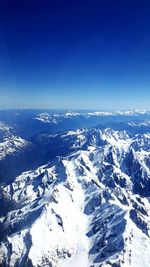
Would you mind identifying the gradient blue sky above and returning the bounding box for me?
[0,0,150,109]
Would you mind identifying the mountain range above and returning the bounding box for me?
[0,110,150,267]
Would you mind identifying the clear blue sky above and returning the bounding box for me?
[0,0,150,109]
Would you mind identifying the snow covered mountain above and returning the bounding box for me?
[35,110,150,123]
[0,128,150,267]
[0,121,29,159]
[1,109,150,141]
[0,135,29,161]
[0,121,33,184]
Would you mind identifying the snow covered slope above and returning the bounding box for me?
[0,129,150,267]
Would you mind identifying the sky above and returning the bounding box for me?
[0,0,150,110]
